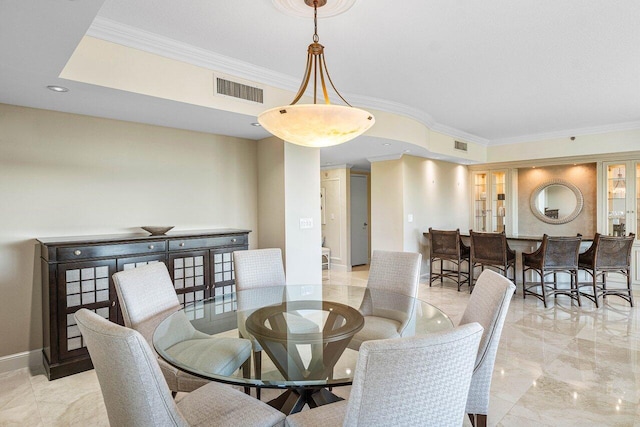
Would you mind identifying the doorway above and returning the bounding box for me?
[350,174,369,266]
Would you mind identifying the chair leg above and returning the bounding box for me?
[171,391,177,399]
[627,271,634,307]
[540,271,548,308]
[242,357,251,395]
[468,413,476,427]
[476,414,487,427]
[254,350,262,400]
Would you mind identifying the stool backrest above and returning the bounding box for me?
[594,233,635,269]
[469,231,508,265]
[429,228,463,258]
[540,235,581,269]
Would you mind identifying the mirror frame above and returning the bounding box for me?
[529,179,584,225]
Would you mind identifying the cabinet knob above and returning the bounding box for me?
[231,238,237,243]
[179,242,185,247]
[112,301,116,307]
[74,250,82,256]
[148,245,155,250]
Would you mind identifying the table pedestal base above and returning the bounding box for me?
[267,387,343,414]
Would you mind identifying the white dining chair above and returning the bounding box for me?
[113,262,251,394]
[459,269,516,427]
[348,250,422,350]
[233,248,318,399]
[285,322,484,427]
[75,309,285,427]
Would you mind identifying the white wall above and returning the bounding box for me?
[284,143,322,284]
[0,104,258,359]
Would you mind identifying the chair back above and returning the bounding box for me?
[469,231,508,265]
[344,323,484,427]
[113,263,180,331]
[459,269,515,414]
[595,233,635,269]
[74,309,188,427]
[541,235,581,269]
[233,248,286,290]
[429,228,463,259]
[367,250,422,297]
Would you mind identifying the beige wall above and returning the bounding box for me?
[371,155,470,272]
[517,163,597,236]
[321,167,350,270]
[0,104,258,359]
[257,137,285,253]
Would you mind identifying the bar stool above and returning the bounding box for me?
[522,234,582,308]
[578,233,635,307]
[428,228,470,291]
[469,230,516,292]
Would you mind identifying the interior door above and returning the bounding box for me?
[350,174,369,266]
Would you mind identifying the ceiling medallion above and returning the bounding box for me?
[259,0,374,148]
[272,0,357,18]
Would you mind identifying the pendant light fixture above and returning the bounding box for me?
[258,0,375,147]
[613,167,626,195]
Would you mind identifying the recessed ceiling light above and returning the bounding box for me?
[47,85,69,93]
[250,122,261,127]
[382,143,391,146]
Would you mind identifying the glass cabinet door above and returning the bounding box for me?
[606,163,628,236]
[636,163,640,240]
[473,173,488,231]
[492,171,506,233]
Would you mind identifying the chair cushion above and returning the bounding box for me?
[285,400,347,427]
[165,337,252,377]
[178,381,285,427]
[349,316,401,350]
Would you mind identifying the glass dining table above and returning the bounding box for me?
[153,284,452,414]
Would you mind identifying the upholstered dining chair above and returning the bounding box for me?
[285,322,484,427]
[348,250,422,351]
[113,262,252,395]
[469,230,516,292]
[429,228,470,291]
[578,233,635,307]
[459,269,516,427]
[522,234,582,308]
[233,248,318,399]
[74,309,285,427]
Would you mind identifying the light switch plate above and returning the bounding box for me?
[299,218,313,229]
[408,214,414,223]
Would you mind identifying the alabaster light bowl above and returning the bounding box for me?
[141,226,174,236]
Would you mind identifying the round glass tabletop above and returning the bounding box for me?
[153,285,453,389]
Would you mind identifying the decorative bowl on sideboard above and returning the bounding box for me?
[141,226,174,236]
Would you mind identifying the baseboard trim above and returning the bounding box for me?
[0,349,43,374]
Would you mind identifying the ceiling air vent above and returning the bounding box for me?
[454,140,468,152]
[215,76,263,104]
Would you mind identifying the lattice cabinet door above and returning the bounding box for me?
[57,260,116,360]
[169,251,209,308]
[210,249,238,315]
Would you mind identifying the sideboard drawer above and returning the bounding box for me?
[169,235,247,251]
[57,241,167,261]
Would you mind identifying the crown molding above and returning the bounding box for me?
[367,154,403,163]
[490,120,640,146]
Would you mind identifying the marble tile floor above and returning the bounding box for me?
[2,268,640,426]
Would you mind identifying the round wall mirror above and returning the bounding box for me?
[530,179,584,224]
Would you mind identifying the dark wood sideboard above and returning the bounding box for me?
[38,229,250,380]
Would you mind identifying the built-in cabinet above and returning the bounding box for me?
[38,229,249,380]
[471,169,516,234]
[602,161,640,283]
